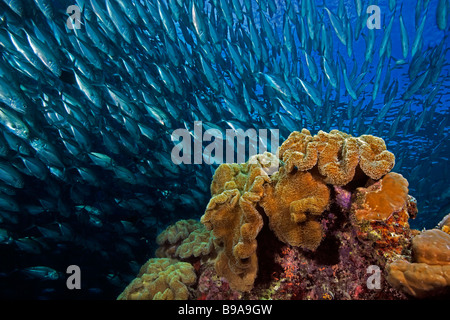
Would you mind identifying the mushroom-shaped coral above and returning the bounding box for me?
[117,258,197,300]
[260,166,330,251]
[175,226,215,259]
[200,153,275,292]
[277,129,395,186]
[278,129,318,172]
[386,229,450,298]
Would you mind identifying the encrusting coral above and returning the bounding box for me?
[117,258,196,300]
[352,172,409,222]
[386,260,450,299]
[412,229,450,265]
[350,174,416,261]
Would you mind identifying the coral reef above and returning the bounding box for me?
[386,229,450,298]
[117,258,196,300]
[118,129,449,300]
[200,129,397,292]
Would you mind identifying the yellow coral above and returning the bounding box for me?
[315,130,359,185]
[201,153,273,292]
[443,226,450,235]
[155,219,215,260]
[278,129,318,172]
[353,172,409,221]
[117,258,196,300]
[260,166,330,251]
[175,227,215,259]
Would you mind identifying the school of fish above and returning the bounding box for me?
[0,0,448,298]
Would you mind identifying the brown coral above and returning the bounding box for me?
[412,229,450,265]
[356,135,396,180]
[352,172,409,222]
[386,260,450,298]
[438,213,450,234]
[278,129,395,186]
[386,229,450,298]
[200,153,274,292]
[117,258,196,300]
[260,166,330,251]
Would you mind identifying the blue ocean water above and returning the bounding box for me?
[0,0,448,299]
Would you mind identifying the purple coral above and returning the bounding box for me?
[334,185,352,211]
